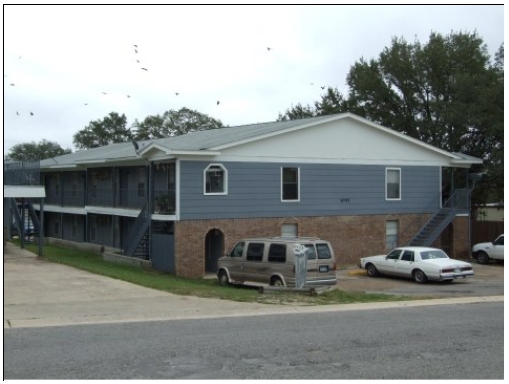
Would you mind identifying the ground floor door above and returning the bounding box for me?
[205,229,224,273]
[152,234,175,273]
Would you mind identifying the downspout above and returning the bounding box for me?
[148,162,153,260]
[38,198,44,257]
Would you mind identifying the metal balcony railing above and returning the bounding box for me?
[4,161,40,186]
[153,190,176,215]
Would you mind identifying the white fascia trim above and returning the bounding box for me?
[35,204,87,215]
[139,143,220,157]
[205,155,454,167]
[85,206,141,217]
[47,164,79,169]
[175,159,181,221]
[209,115,344,151]
[75,159,107,164]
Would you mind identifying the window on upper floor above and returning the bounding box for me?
[138,168,146,198]
[386,168,401,200]
[281,167,299,201]
[204,164,228,195]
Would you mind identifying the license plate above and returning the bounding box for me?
[319,265,329,273]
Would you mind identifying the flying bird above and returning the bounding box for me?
[30,112,34,116]
[267,47,272,51]
[217,101,220,105]
[175,92,179,96]
[141,68,148,71]
[321,86,325,90]
[102,92,107,95]
[133,44,138,48]
[10,83,15,86]
[127,95,131,98]
[84,103,88,105]
[16,111,19,115]
[135,49,138,54]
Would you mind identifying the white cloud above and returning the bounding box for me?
[3,4,504,154]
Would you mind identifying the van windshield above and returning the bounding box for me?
[317,243,332,259]
[302,244,317,260]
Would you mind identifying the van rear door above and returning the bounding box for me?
[302,243,318,282]
[316,242,335,279]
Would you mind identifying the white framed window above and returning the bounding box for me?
[204,164,228,195]
[386,220,399,251]
[281,167,300,202]
[386,168,401,200]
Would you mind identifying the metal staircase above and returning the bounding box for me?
[124,203,150,259]
[10,198,40,241]
[408,189,470,247]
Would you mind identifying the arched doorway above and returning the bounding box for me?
[205,229,224,273]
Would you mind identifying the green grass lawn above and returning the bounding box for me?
[13,241,412,305]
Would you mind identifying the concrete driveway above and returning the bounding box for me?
[3,243,503,329]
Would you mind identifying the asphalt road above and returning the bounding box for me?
[3,301,503,380]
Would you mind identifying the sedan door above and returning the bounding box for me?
[377,249,402,275]
[395,250,415,278]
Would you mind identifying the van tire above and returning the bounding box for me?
[270,276,284,287]
[218,270,229,286]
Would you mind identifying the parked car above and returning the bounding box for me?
[358,247,474,284]
[472,234,504,264]
[217,237,337,288]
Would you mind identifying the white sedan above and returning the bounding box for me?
[359,247,474,284]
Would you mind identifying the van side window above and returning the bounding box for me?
[316,243,332,259]
[268,244,286,263]
[231,242,245,257]
[246,243,264,262]
[303,244,317,260]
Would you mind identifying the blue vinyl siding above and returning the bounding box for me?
[179,161,440,220]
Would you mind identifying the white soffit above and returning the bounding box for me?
[4,185,46,198]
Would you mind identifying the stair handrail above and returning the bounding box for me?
[124,202,150,256]
[401,191,442,242]
[26,199,40,234]
[407,189,469,246]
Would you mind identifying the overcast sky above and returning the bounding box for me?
[3,4,504,155]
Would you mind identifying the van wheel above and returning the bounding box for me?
[270,277,284,287]
[218,270,229,286]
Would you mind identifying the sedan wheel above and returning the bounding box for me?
[366,263,379,277]
[413,269,428,284]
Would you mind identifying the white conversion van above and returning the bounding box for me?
[217,237,337,288]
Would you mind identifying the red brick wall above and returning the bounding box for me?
[174,214,431,278]
[450,215,470,260]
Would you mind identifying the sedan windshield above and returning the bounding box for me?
[420,250,449,260]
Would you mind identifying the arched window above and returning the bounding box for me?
[204,164,228,195]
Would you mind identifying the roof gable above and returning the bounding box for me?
[40,113,482,168]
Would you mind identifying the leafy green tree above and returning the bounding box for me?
[73,112,130,150]
[278,31,503,204]
[133,107,224,140]
[8,139,72,161]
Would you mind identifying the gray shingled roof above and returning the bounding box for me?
[41,114,340,168]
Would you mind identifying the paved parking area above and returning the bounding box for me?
[3,242,504,329]
[337,262,504,298]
